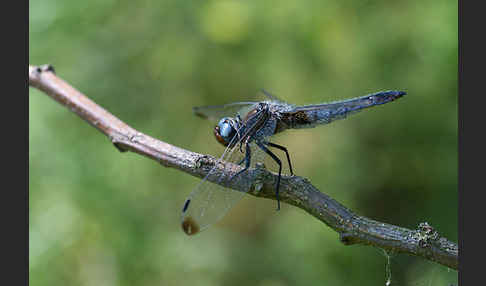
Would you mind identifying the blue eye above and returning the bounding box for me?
[218,118,236,138]
[217,118,227,126]
[214,117,237,146]
[219,123,232,138]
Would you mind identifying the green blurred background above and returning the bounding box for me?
[29,0,457,285]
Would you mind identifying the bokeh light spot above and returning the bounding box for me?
[200,0,251,44]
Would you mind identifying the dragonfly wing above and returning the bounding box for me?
[193,89,289,122]
[193,102,257,121]
[280,90,405,129]
[181,136,265,235]
[259,89,287,104]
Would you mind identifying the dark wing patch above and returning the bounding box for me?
[182,216,200,235]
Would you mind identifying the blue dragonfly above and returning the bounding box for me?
[181,90,405,235]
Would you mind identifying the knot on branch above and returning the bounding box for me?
[339,232,359,245]
[112,142,129,153]
[414,222,440,248]
[31,64,56,76]
[195,154,216,170]
[110,134,131,153]
[195,155,210,168]
[248,163,268,195]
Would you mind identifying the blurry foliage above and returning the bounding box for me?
[30,0,457,285]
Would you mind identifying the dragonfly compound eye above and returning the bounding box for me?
[214,117,236,146]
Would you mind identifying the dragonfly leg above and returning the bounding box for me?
[236,157,245,166]
[234,115,245,153]
[229,141,252,182]
[256,141,282,211]
[239,142,244,153]
[264,142,294,176]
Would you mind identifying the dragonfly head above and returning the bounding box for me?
[214,117,238,147]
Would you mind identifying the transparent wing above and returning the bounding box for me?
[181,136,266,235]
[193,102,257,121]
[259,89,288,104]
[193,89,289,122]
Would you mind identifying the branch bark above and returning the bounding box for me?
[29,64,458,270]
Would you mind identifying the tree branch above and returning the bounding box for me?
[29,64,458,270]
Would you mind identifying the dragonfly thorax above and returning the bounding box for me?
[214,117,240,147]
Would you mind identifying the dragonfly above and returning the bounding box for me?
[181,90,406,235]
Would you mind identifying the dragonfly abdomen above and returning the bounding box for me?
[278,90,406,130]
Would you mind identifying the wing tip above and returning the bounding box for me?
[182,216,201,236]
[193,106,209,119]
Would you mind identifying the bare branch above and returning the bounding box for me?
[29,64,458,270]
